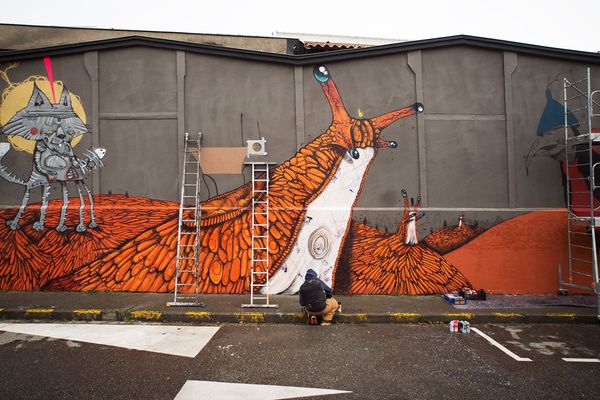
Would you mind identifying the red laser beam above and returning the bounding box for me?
[43,57,56,103]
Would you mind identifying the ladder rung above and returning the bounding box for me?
[178,257,197,260]
[252,284,267,287]
[176,283,197,287]
[254,190,268,193]
[180,232,198,235]
[253,259,268,262]
[254,179,269,182]
[254,224,268,227]
[182,195,196,198]
[179,244,197,247]
[253,235,268,239]
[252,271,268,274]
[250,296,268,300]
[181,207,197,210]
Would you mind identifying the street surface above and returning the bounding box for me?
[0,322,599,399]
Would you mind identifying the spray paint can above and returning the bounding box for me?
[449,320,455,332]
[453,319,459,332]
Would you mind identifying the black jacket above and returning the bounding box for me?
[299,269,333,312]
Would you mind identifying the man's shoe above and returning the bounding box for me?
[320,321,331,326]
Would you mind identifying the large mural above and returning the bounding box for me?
[0,60,576,294]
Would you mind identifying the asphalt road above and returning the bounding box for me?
[0,322,599,399]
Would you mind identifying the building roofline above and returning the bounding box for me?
[0,22,294,42]
[0,34,599,65]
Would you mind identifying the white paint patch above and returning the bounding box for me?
[503,327,523,340]
[562,358,600,363]
[267,147,375,294]
[506,341,531,353]
[528,341,569,356]
[471,327,533,362]
[174,380,351,400]
[0,331,45,346]
[0,323,219,358]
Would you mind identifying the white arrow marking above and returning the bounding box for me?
[0,323,219,358]
[471,327,532,362]
[174,380,351,400]
[562,358,600,363]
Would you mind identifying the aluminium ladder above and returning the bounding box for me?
[561,67,600,319]
[242,162,278,308]
[167,132,205,307]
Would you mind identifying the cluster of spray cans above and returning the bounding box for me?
[449,319,470,333]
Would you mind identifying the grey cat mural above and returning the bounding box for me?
[0,82,106,232]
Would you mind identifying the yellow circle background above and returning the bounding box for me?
[0,79,87,153]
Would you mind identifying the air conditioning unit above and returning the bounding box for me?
[246,137,267,157]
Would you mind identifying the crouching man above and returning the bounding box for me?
[299,269,339,326]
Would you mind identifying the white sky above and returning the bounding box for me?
[1,0,599,53]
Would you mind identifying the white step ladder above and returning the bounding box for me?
[168,132,205,307]
[242,162,278,308]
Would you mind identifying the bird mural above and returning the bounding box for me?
[525,82,600,212]
[335,190,471,295]
[0,65,425,293]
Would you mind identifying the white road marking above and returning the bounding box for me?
[174,380,351,400]
[471,327,533,362]
[0,323,219,358]
[562,358,600,363]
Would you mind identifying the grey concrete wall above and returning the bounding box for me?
[1,44,599,232]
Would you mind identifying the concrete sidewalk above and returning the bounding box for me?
[0,291,598,324]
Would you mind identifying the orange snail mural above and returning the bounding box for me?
[335,190,475,295]
[0,61,484,295]
[0,63,424,293]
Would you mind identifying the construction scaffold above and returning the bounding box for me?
[562,67,600,320]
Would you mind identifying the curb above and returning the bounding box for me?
[1,309,598,324]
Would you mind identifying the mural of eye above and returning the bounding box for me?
[350,148,360,159]
[389,141,397,148]
[308,227,332,259]
[313,65,330,83]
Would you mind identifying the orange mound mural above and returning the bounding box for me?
[444,210,573,294]
[335,191,471,295]
[423,213,484,255]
